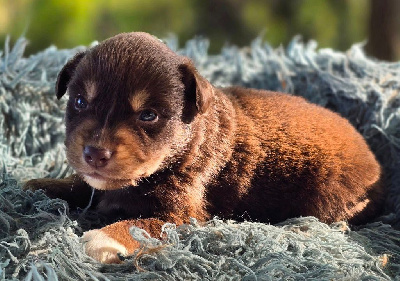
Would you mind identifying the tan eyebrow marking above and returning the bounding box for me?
[85,81,97,102]
[130,91,150,111]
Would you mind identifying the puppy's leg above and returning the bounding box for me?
[24,174,93,208]
[82,218,165,264]
[347,177,386,225]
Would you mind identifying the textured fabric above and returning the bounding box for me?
[0,36,399,280]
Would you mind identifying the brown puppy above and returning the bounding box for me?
[25,32,384,264]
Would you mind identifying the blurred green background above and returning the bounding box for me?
[1,0,399,61]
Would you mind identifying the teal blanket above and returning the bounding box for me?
[1,36,400,280]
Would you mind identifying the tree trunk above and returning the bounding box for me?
[366,0,400,61]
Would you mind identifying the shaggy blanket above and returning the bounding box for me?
[1,36,400,280]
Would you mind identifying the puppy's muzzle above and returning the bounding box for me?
[83,146,113,168]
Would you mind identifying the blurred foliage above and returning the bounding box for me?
[0,0,375,57]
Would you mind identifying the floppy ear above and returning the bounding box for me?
[56,52,86,99]
[179,59,214,123]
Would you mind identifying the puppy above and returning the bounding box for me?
[25,32,384,264]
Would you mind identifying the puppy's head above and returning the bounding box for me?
[56,32,214,190]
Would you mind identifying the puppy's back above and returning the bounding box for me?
[208,87,383,223]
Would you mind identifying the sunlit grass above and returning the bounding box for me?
[0,0,371,56]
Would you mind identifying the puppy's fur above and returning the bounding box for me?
[26,32,384,263]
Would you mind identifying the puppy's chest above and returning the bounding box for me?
[95,188,161,220]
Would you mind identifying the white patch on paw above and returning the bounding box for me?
[81,229,128,264]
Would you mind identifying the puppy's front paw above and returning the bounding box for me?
[23,178,52,192]
[23,175,94,207]
[82,219,165,263]
[81,229,129,264]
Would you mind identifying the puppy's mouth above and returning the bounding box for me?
[81,172,138,191]
[85,172,107,180]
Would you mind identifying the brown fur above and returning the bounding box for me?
[25,32,384,263]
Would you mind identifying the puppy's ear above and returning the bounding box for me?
[56,52,86,99]
[179,59,214,123]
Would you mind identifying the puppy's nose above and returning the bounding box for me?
[83,146,112,168]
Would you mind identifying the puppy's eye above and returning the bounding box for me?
[74,95,88,110]
[139,110,158,122]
